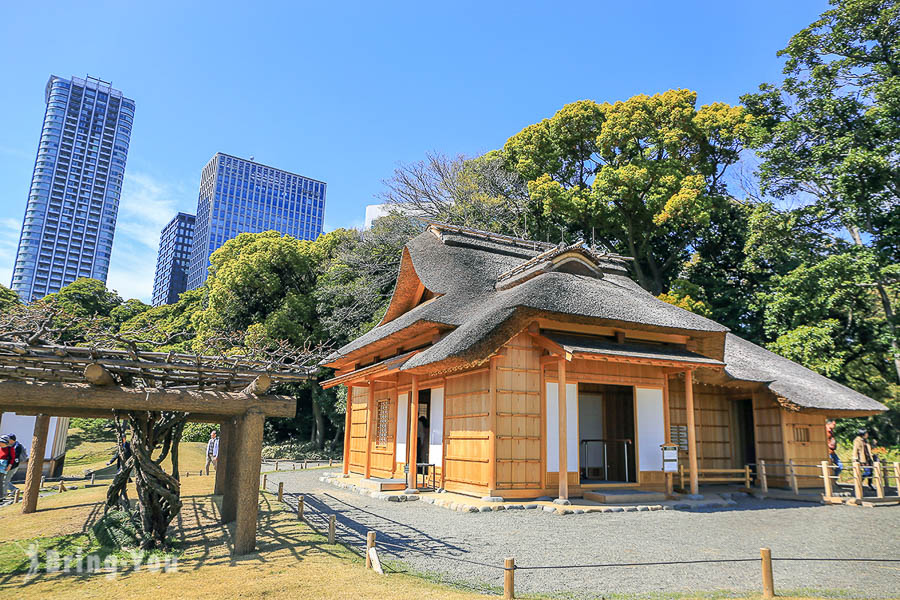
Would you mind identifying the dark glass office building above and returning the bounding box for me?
[11,75,134,301]
[186,153,326,290]
[151,212,195,307]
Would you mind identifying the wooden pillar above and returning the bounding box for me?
[342,385,353,475]
[557,358,568,500]
[488,356,498,494]
[821,460,833,498]
[684,369,699,496]
[232,409,265,555]
[221,417,240,523]
[852,460,863,500]
[363,380,374,480]
[406,375,419,491]
[22,414,50,514]
[214,419,233,496]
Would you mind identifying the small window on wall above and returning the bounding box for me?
[793,426,810,443]
[376,400,391,446]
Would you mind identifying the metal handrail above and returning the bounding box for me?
[580,438,633,482]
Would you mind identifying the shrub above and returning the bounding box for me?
[261,440,341,461]
[181,422,219,443]
[92,509,140,549]
[69,418,115,441]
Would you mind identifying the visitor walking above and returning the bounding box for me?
[205,430,219,475]
[0,435,15,502]
[107,433,132,473]
[4,434,27,497]
[852,429,874,491]
[826,420,842,478]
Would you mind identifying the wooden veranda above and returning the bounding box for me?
[0,340,309,555]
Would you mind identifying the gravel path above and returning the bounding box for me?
[269,470,900,598]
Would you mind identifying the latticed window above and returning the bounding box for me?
[376,400,390,446]
[793,426,810,443]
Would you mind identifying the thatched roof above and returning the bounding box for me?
[325,224,885,414]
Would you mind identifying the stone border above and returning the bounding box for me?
[319,474,738,515]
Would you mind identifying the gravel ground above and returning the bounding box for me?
[268,470,900,599]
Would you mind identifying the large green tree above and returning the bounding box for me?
[503,90,751,294]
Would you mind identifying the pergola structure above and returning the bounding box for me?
[0,339,309,555]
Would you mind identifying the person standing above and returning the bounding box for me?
[825,420,842,479]
[0,435,15,502]
[852,429,874,491]
[4,434,27,496]
[205,430,219,475]
[107,433,132,473]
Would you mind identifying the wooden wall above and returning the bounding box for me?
[668,380,736,470]
[348,384,369,474]
[495,333,542,491]
[752,390,784,471]
[443,368,491,495]
[781,406,828,487]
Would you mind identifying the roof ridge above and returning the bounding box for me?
[425,220,557,251]
[496,241,633,283]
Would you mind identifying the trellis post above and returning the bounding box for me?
[215,419,233,496]
[221,417,240,523]
[233,409,265,555]
[22,414,50,514]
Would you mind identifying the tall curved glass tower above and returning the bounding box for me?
[11,75,135,301]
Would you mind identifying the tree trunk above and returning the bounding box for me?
[848,225,900,382]
[311,396,326,449]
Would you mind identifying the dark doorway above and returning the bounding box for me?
[416,388,431,466]
[578,383,635,483]
[734,398,756,469]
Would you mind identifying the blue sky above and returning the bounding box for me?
[0,1,827,302]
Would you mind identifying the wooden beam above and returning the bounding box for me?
[342,385,353,476]
[685,369,699,496]
[528,332,572,361]
[22,414,50,514]
[0,380,295,418]
[83,363,115,386]
[241,374,272,395]
[364,380,375,480]
[220,417,239,523]
[232,409,265,555]
[488,356,498,493]
[4,405,229,423]
[558,357,568,500]
[215,419,234,496]
[407,375,419,491]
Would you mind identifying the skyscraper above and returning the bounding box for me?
[187,153,326,290]
[11,75,135,301]
[151,212,195,307]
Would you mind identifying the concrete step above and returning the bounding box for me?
[583,489,668,504]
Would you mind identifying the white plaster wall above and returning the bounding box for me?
[636,387,665,471]
[396,392,408,464]
[545,382,578,472]
[429,388,444,468]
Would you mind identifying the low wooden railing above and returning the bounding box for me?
[679,464,752,490]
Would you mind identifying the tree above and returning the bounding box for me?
[742,0,900,380]
[503,91,750,294]
[40,277,123,319]
[118,288,205,352]
[0,284,19,313]
[381,151,529,237]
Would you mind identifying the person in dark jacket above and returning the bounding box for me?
[4,434,27,497]
[107,434,133,473]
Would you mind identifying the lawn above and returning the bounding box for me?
[63,433,209,478]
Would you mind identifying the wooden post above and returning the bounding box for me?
[232,409,265,556]
[275,460,280,472]
[744,465,751,489]
[821,460,833,498]
[504,557,516,599]
[303,460,307,469]
[488,356,498,494]
[893,462,900,493]
[788,459,799,495]
[14,488,21,503]
[328,515,336,544]
[407,375,419,491]
[557,357,568,501]
[364,379,374,480]
[684,369,699,496]
[873,462,885,498]
[852,460,863,500]
[297,495,304,520]
[759,459,768,494]
[262,473,267,491]
[365,531,376,569]
[58,481,65,493]
[760,547,774,599]
[278,481,284,503]
[22,414,50,514]
[679,463,685,491]
[215,420,233,496]
[90,472,95,486]
[220,417,240,523]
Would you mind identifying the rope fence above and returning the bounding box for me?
[259,475,900,599]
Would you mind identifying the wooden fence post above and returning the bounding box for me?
[679,464,685,491]
[787,459,799,495]
[14,489,21,503]
[758,460,768,494]
[744,465,751,489]
[58,481,65,493]
[760,548,774,599]
[366,531,376,569]
[303,460,308,469]
[90,473,95,486]
[873,462,885,498]
[852,461,863,500]
[328,515,336,544]
[821,461,833,498]
[893,462,900,494]
[262,473,267,491]
[297,495,304,520]
[278,481,284,503]
[504,557,516,599]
